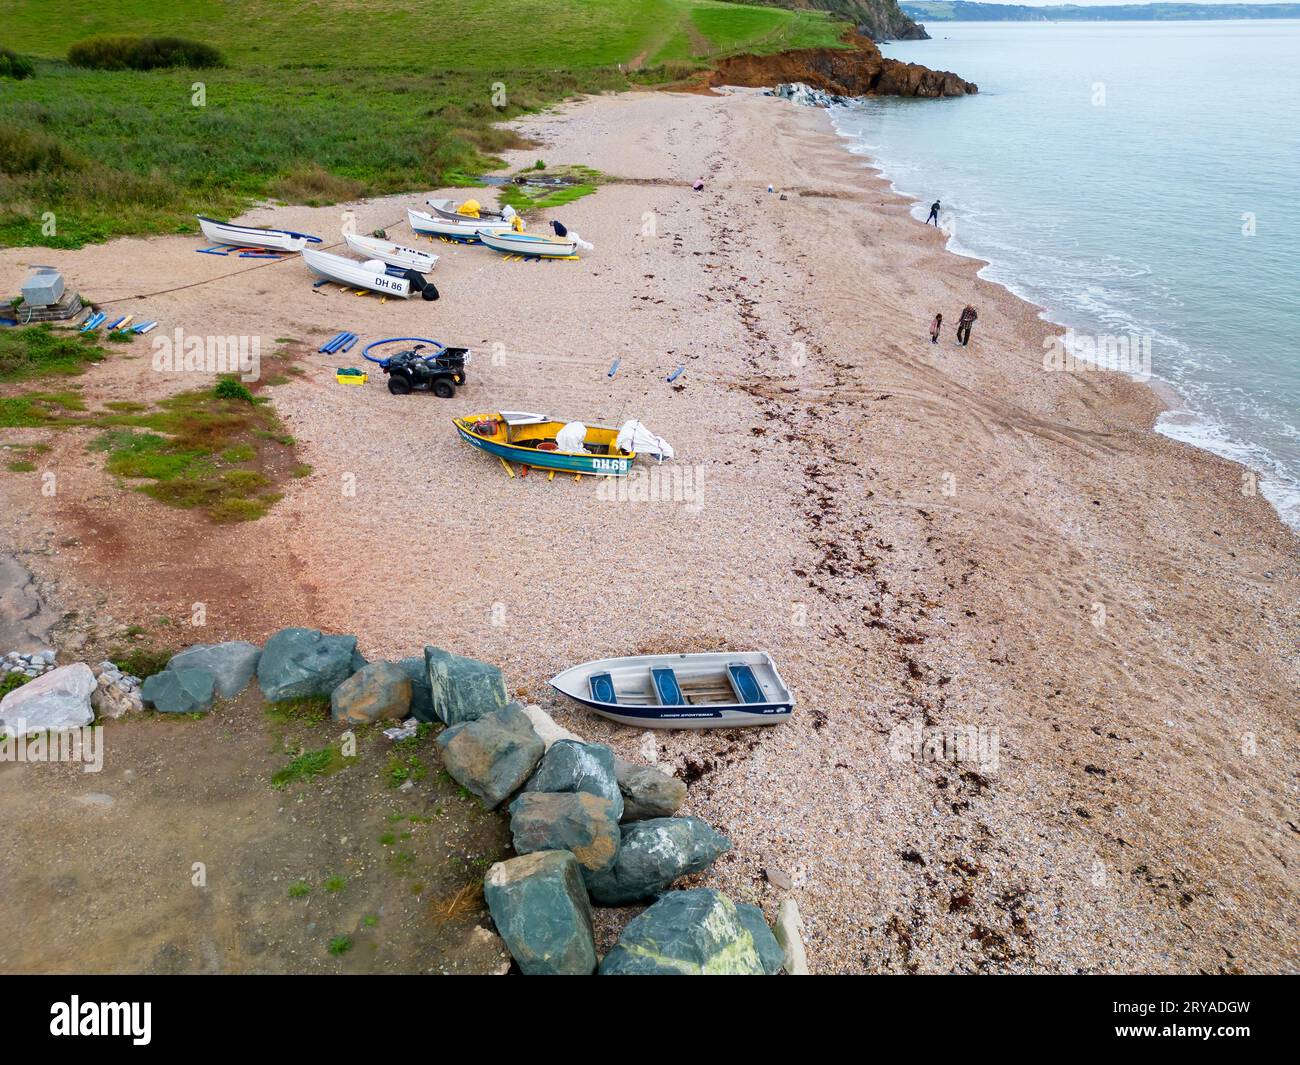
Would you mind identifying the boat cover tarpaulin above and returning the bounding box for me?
[617,420,674,459]
[555,421,589,453]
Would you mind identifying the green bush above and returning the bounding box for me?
[213,378,253,402]
[67,36,224,71]
[0,48,35,80]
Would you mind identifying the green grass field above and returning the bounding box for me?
[0,0,847,248]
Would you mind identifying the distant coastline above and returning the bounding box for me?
[902,2,1300,21]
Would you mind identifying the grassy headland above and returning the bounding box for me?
[0,0,849,248]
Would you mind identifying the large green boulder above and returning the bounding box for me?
[396,655,434,722]
[735,902,785,975]
[423,646,507,726]
[166,641,260,699]
[614,758,687,821]
[257,628,364,702]
[525,740,623,821]
[599,889,766,975]
[331,661,411,724]
[508,791,621,874]
[142,667,216,714]
[585,816,731,906]
[484,851,596,975]
[436,704,543,809]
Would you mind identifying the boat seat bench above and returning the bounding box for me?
[727,663,765,704]
[588,672,617,705]
[650,667,685,707]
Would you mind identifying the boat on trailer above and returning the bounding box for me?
[478,229,578,259]
[197,216,322,252]
[549,652,795,729]
[406,208,517,242]
[426,197,511,223]
[301,248,436,300]
[344,232,438,273]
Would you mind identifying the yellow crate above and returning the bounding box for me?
[336,370,368,385]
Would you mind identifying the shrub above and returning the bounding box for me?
[0,127,82,177]
[213,378,253,402]
[0,48,35,80]
[67,36,224,72]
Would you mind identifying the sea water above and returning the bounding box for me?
[832,20,1300,530]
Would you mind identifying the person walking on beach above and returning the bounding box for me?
[956,304,978,346]
[929,313,943,344]
[927,200,941,226]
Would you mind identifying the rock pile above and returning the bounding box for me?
[91,660,144,719]
[771,81,854,108]
[3,648,57,681]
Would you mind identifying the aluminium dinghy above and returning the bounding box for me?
[549,652,794,729]
[197,216,322,252]
[478,229,578,259]
[344,232,439,273]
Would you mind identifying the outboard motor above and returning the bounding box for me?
[402,269,439,301]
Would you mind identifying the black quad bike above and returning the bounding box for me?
[379,345,469,398]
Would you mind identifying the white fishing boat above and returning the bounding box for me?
[302,248,437,300]
[197,215,322,252]
[426,197,511,222]
[478,229,578,259]
[406,208,517,242]
[344,232,439,273]
[549,651,794,729]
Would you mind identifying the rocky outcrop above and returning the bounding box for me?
[709,30,975,98]
[740,0,928,42]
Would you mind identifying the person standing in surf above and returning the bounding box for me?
[956,305,978,346]
[927,200,941,226]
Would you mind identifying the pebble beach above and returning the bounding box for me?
[1,87,1296,973]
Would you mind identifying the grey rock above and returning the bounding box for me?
[484,851,596,975]
[599,889,765,975]
[585,816,732,906]
[735,903,785,975]
[396,655,434,722]
[167,641,260,699]
[142,667,216,714]
[526,740,623,820]
[507,791,621,874]
[614,758,687,821]
[0,662,95,737]
[0,555,59,654]
[257,628,363,702]
[330,661,411,724]
[436,704,543,809]
[423,645,507,726]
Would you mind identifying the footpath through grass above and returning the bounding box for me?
[0,0,847,248]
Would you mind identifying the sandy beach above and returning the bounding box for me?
[2,88,1297,973]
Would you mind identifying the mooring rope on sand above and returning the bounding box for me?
[95,213,409,306]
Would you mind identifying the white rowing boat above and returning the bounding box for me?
[406,208,517,242]
[549,651,794,729]
[478,229,578,258]
[197,215,321,252]
[343,232,439,273]
[302,248,437,300]
[426,198,511,222]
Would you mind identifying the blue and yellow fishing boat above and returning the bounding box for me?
[453,411,673,477]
